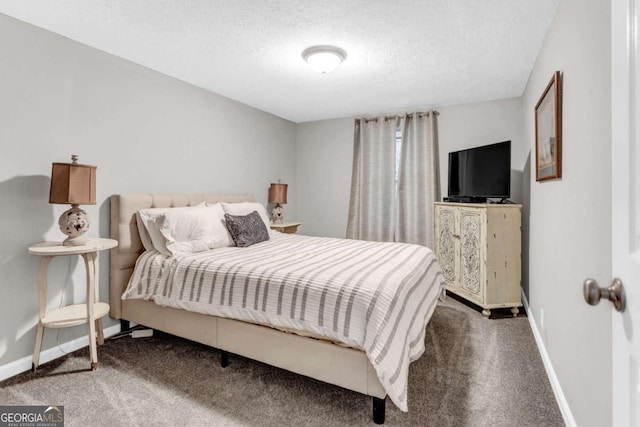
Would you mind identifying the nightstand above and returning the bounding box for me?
[270,222,303,234]
[28,238,118,371]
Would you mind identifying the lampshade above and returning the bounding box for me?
[49,156,96,205]
[302,45,347,73]
[269,183,288,204]
[49,155,97,246]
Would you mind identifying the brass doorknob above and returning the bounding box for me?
[583,278,626,312]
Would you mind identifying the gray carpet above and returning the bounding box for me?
[0,297,564,426]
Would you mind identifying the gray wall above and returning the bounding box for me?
[0,15,296,371]
[522,0,612,425]
[296,98,525,239]
[437,98,525,203]
[295,118,354,238]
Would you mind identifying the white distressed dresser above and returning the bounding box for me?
[434,202,522,318]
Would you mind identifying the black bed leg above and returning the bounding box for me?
[220,351,229,368]
[120,319,130,332]
[372,396,386,424]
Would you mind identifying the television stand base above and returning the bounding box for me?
[497,198,515,204]
[443,196,487,203]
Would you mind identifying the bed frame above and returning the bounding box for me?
[109,194,387,423]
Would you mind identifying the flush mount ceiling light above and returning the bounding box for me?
[302,45,347,73]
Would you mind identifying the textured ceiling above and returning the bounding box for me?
[0,1,559,123]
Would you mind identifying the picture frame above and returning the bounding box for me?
[535,71,562,181]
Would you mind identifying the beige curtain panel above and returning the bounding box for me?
[396,111,440,247]
[346,116,397,242]
[346,111,439,247]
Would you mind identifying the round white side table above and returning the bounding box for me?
[28,238,118,371]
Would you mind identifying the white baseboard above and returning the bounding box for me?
[522,290,576,427]
[0,324,121,382]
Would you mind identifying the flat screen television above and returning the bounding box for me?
[447,140,511,203]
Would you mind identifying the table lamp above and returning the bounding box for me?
[268,183,288,224]
[49,155,97,246]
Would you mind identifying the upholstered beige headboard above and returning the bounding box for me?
[109,194,254,319]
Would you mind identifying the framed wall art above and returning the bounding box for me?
[535,71,562,181]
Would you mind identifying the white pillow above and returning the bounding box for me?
[156,204,230,256]
[221,202,272,233]
[136,203,205,252]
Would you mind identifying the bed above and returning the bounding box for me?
[109,194,444,424]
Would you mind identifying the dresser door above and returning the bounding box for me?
[458,208,485,304]
[435,205,458,292]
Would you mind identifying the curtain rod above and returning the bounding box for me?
[358,110,439,123]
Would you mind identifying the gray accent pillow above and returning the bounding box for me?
[224,210,270,247]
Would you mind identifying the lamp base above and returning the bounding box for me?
[58,205,90,246]
[62,235,88,246]
[271,204,284,224]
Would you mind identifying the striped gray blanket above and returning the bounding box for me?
[123,232,445,411]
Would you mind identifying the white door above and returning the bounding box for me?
[612,1,640,425]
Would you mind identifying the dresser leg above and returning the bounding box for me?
[482,309,491,318]
[510,307,519,317]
